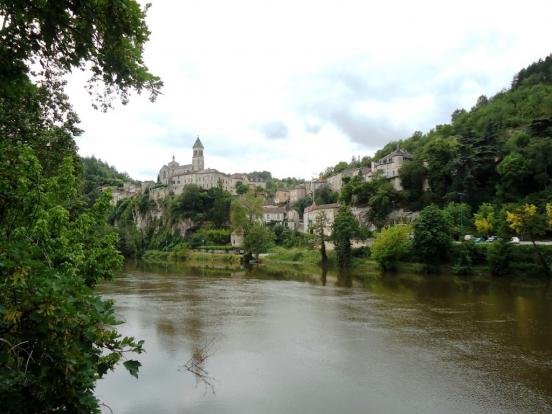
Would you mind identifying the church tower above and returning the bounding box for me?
[192,136,204,171]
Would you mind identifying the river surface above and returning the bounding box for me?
[96,261,552,414]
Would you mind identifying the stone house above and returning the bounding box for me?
[303,203,340,236]
[289,185,307,203]
[286,209,300,230]
[263,205,286,224]
[274,190,290,204]
[371,147,413,191]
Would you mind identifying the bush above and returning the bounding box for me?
[188,227,231,248]
[451,242,474,275]
[371,225,412,271]
[413,205,452,270]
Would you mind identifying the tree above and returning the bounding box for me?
[399,159,427,208]
[314,185,338,205]
[443,202,472,239]
[366,180,399,229]
[243,224,274,261]
[371,225,412,272]
[413,205,452,269]
[292,196,312,219]
[506,203,551,277]
[1,0,162,109]
[474,203,495,237]
[1,1,160,411]
[312,212,329,265]
[0,153,144,412]
[235,181,249,195]
[231,194,264,261]
[332,206,360,269]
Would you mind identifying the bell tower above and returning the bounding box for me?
[192,135,204,171]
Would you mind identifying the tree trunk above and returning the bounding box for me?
[319,230,328,265]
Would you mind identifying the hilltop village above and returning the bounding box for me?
[106,135,417,241]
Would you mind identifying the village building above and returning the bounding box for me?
[274,190,290,204]
[371,146,413,191]
[289,185,307,203]
[305,178,326,195]
[303,203,340,236]
[104,182,140,204]
[154,137,265,198]
[286,209,300,230]
[262,205,286,224]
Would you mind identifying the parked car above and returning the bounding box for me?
[486,236,498,243]
[474,237,484,243]
[464,234,473,241]
[511,236,520,244]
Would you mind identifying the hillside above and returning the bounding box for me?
[81,156,135,204]
[328,54,552,213]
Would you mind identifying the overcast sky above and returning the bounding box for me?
[67,0,552,181]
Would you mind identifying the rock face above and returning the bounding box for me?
[132,200,195,237]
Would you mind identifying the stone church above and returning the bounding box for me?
[156,137,265,196]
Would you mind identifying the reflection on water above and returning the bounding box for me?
[96,261,552,414]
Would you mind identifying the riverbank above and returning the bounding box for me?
[139,242,552,281]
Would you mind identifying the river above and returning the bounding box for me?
[96,261,552,413]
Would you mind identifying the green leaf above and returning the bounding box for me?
[123,360,141,379]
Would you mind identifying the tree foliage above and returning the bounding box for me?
[331,206,360,269]
[371,225,412,271]
[413,205,452,268]
[1,0,161,411]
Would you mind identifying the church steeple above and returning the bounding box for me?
[192,135,204,171]
[193,135,204,149]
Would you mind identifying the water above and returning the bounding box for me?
[96,262,552,413]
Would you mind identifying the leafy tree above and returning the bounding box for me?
[235,181,249,195]
[292,196,313,219]
[231,193,263,232]
[314,185,338,205]
[1,1,161,411]
[332,206,360,269]
[399,159,427,209]
[443,202,472,239]
[371,225,412,271]
[366,180,400,229]
[311,212,329,265]
[413,205,452,269]
[243,224,275,261]
[474,203,496,237]
[0,152,144,412]
[506,203,551,277]
[496,152,532,201]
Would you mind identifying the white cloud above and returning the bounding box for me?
[67,0,552,180]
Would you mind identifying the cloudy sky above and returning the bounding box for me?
[67,0,552,181]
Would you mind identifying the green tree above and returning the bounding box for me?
[399,159,427,208]
[443,202,472,239]
[292,196,313,219]
[474,203,496,237]
[235,181,249,195]
[506,203,551,277]
[1,1,160,411]
[371,225,412,271]
[413,205,452,269]
[0,153,144,412]
[314,185,339,205]
[243,223,275,261]
[312,212,329,265]
[332,206,360,269]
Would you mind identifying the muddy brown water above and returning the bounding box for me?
[96,261,552,413]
